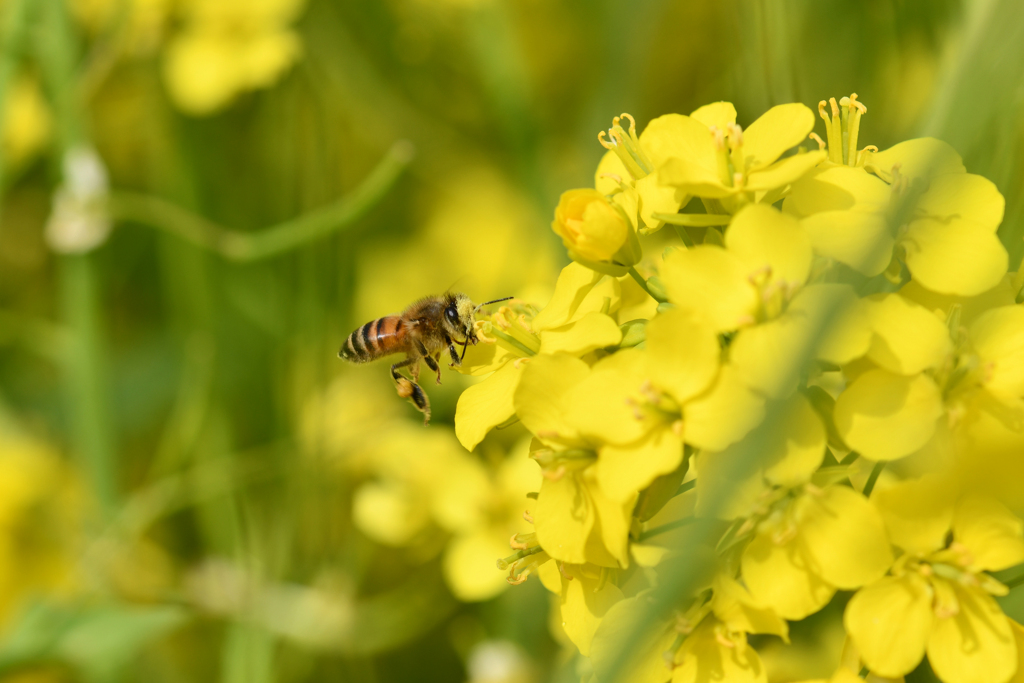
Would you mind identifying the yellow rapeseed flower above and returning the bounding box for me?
[656,102,826,214]
[163,0,306,115]
[846,478,1024,683]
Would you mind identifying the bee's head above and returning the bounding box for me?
[442,292,478,343]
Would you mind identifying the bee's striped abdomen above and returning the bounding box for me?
[339,315,406,362]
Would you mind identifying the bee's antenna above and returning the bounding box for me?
[475,296,514,312]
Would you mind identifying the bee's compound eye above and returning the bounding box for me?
[445,306,459,324]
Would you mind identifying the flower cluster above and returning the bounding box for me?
[455,96,1024,683]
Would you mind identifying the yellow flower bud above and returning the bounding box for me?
[551,189,639,269]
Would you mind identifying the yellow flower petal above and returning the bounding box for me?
[801,210,894,276]
[596,149,630,194]
[712,574,789,639]
[834,370,943,461]
[725,204,812,285]
[970,306,1024,400]
[788,284,872,366]
[535,474,594,565]
[761,393,827,488]
[864,294,952,375]
[533,263,620,331]
[514,354,591,447]
[865,138,965,182]
[565,349,651,446]
[657,157,733,199]
[926,584,1016,683]
[352,480,428,547]
[952,496,1024,572]
[744,150,827,193]
[785,165,889,217]
[591,481,636,567]
[797,485,893,590]
[456,361,524,451]
[443,529,512,602]
[741,530,835,620]
[903,217,1009,296]
[730,317,807,399]
[636,173,688,231]
[742,103,815,171]
[690,101,737,130]
[871,474,955,555]
[596,429,684,503]
[640,113,718,172]
[645,308,720,404]
[685,365,766,451]
[661,246,757,332]
[918,173,1005,233]
[844,574,933,678]
[591,596,678,683]
[539,310,623,355]
[673,621,767,683]
[561,566,625,657]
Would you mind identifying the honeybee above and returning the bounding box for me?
[338,293,512,424]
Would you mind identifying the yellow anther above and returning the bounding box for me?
[808,132,826,150]
[541,465,566,481]
[818,100,830,122]
[597,130,615,150]
[849,92,867,114]
[715,631,736,648]
[522,510,534,524]
[558,562,572,580]
[509,533,529,550]
[709,126,726,150]
[726,123,744,149]
[829,97,840,117]
[617,112,638,137]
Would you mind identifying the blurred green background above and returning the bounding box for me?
[1,0,1023,681]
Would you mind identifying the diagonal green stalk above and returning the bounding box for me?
[108,140,414,261]
[628,266,667,303]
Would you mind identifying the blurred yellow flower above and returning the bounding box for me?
[0,428,81,630]
[163,0,307,115]
[443,437,540,602]
[1,75,51,171]
[71,0,170,54]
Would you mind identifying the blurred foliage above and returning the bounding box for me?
[0,0,1022,681]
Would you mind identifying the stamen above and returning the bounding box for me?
[542,465,566,481]
[509,533,529,550]
[808,132,826,150]
[523,510,534,524]
[558,562,572,580]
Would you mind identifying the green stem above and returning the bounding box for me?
[673,479,696,498]
[862,461,885,498]
[60,255,118,513]
[0,0,34,206]
[628,266,666,303]
[671,225,696,248]
[638,516,697,543]
[108,141,414,261]
[37,0,118,514]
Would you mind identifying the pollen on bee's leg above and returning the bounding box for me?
[396,378,414,398]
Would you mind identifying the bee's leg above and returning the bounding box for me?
[432,353,443,384]
[445,334,462,368]
[391,357,431,424]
